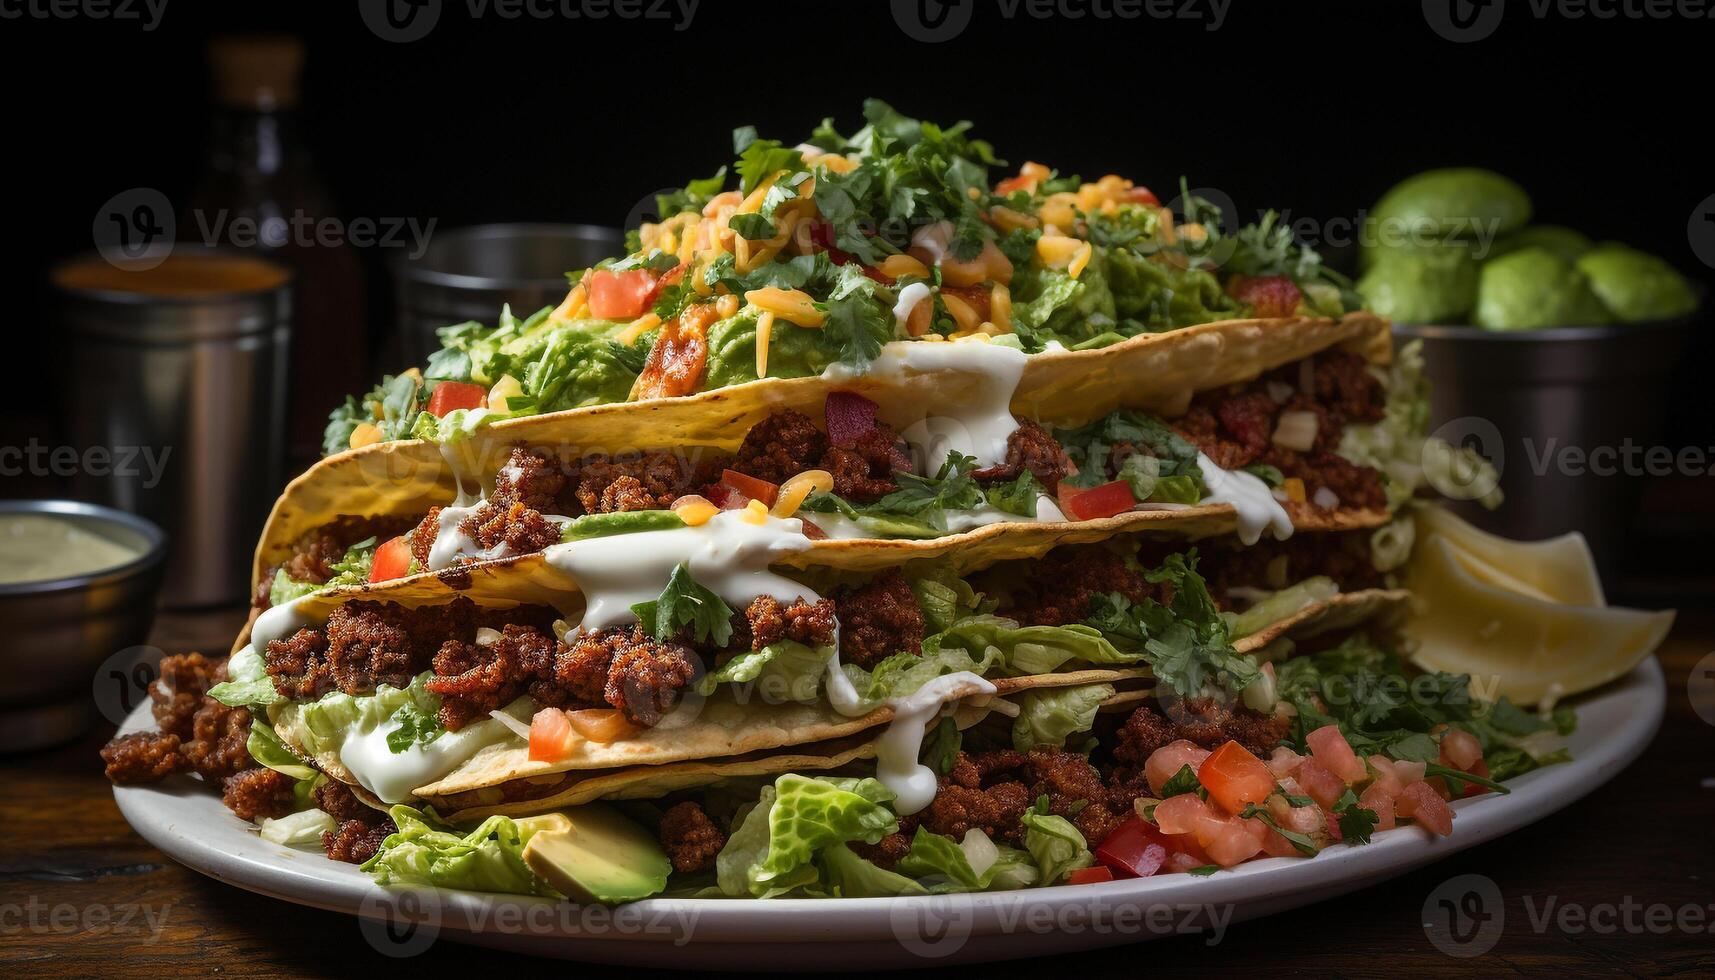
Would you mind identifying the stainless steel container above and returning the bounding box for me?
[1395,316,1695,570]
[0,500,166,750]
[390,223,623,366]
[53,247,293,607]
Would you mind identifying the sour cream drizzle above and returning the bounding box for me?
[824,338,1027,469]
[1196,453,1294,545]
[339,712,516,804]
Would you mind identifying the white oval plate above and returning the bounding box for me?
[113,659,1663,968]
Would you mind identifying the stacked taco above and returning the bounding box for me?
[106,104,1573,904]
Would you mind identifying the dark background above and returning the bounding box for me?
[4,0,1711,596]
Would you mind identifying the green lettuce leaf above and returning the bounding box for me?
[924,614,1139,677]
[206,646,283,708]
[362,805,562,897]
[695,642,830,702]
[1011,683,1115,750]
[1020,809,1094,885]
[715,775,900,898]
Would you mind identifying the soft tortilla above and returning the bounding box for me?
[252,312,1390,589]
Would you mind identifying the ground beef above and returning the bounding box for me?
[182,700,253,780]
[407,506,442,570]
[324,817,397,864]
[426,623,559,731]
[1023,746,1127,844]
[998,544,1165,627]
[552,627,630,704]
[148,652,224,738]
[314,779,378,823]
[1202,529,1384,601]
[491,446,569,512]
[571,451,702,515]
[100,732,188,784]
[658,801,727,874]
[1110,701,1290,772]
[1267,449,1388,512]
[919,778,1034,844]
[731,410,829,484]
[973,421,1073,492]
[744,595,838,650]
[604,630,700,727]
[221,767,298,821]
[1304,351,1386,424]
[823,423,912,503]
[150,690,202,741]
[265,627,335,700]
[833,570,926,668]
[457,500,562,559]
[849,831,914,870]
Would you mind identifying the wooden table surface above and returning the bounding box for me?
[4,606,1711,977]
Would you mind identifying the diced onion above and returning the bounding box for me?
[960,829,999,879]
[1271,410,1320,452]
[488,709,533,741]
[1313,486,1340,509]
[1265,380,1294,405]
[475,627,502,647]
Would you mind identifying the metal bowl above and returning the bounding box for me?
[0,500,167,751]
[1393,312,1698,572]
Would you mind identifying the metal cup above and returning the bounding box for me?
[52,245,293,608]
[389,223,623,367]
[1395,315,1696,571]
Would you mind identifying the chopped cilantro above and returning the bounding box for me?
[631,562,736,647]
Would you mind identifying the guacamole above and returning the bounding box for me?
[1473,248,1611,331]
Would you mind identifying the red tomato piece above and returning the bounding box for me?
[1226,274,1303,319]
[1125,185,1160,206]
[994,175,1034,196]
[1060,480,1137,521]
[586,268,660,320]
[1066,865,1115,885]
[719,469,781,508]
[528,708,577,762]
[425,381,487,417]
[1197,741,1278,816]
[1094,814,1170,878]
[368,535,413,583]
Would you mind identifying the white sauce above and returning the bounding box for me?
[250,595,316,652]
[891,281,932,334]
[337,715,512,804]
[1196,453,1294,546]
[872,671,996,815]
[542,509,815,632]
[825,339,1027,469]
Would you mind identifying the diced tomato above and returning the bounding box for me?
[1094,815,1169,878]
[1367,755,1406,796]
[1396,781,1455,837]
[1059,480,1138,521]
[1306,725,1367,784]
[368,534,413,583]
[1439,728,1484,771]
[564,708,638,744]
[1197,741,1278,816]
[528,708,578,762]
[1066,865,1115,886]
[1144,739,1212,796]
[1125,185,1160,206]
[1164,851,1204,874]
[994,174,1035,196]
[632,303,716,400]
[807,222,859,266]
[1153,794,1212,836]
[1460,759,1493,798]
[1205,817,1266,867]
[720,469,781,508]
[1295,758,1348,810]
[425,381,487,417]
[1359,783,1398,832]
[1226,274,1303,319]
[1266,745,1305,778]
[586,268,660,320]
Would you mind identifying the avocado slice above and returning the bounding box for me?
[520,804,672,904]
[1371,168,1532,241]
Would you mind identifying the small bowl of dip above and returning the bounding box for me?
[0,500,167,751]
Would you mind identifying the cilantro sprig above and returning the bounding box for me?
[631,562,737,647]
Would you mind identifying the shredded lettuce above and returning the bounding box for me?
[207,646,283,708]
[259,808,336,848]
[715,776,900,898]
[362,805,563,897]
[1224,576,1339,638]
[896,827,1037,892]
[1020,808,1094,885]
[925,614,1139,677]
[696,642,830,702]
[1011,683,1115,751]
